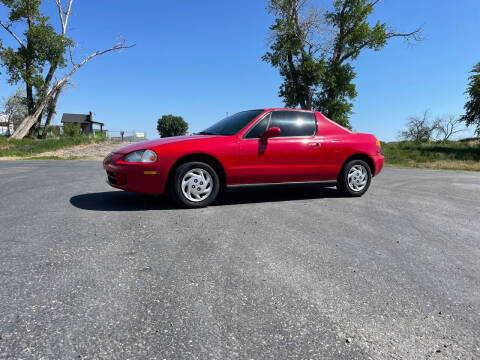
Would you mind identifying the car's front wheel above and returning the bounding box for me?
[170,161,220,208]
[337,159,372,196]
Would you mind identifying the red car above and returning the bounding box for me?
[104,109,384,208]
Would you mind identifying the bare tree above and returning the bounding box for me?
[11,41,134,139]
[7,0,134,139]
[399,110,436,142]
[433,114,465,141]
[40,84,65,139]
[2,89,28,135]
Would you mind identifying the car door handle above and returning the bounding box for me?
[309,142,320,147]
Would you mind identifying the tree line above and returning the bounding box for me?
[155,0,480,140]
[1,0,479,140]
[264,0,479,138]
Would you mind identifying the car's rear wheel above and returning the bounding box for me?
[337,159,372,196]
[170,161,220,208]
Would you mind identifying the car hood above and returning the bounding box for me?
[112,135,217,154]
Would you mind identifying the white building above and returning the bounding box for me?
[0,114,14,136]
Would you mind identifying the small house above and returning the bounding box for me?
[61,112,104,135]
[0,114,14,135]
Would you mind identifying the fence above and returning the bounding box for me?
[105,131,147,142]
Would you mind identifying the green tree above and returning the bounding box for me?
[0,0,71,118]
[262,0,325,110]
[0,0,133,139]
[461,62,480,135]
[63,122,80,137]
[157,115,188,138]
[264,0,422,128]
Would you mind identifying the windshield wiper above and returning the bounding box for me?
[196,131,219,135]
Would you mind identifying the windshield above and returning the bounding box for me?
[200,110,264,136]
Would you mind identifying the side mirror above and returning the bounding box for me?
[260,127,281,141]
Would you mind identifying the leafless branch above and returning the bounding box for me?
[10,40,135,139]
[0,20,24,47]
[399,110,436,141]
[68,47,75,67]
[297,6,332,55]
[67,40,135,70]
[54,0,74,35]
[55,41,136,97]
[64,0,74,33]
[433,114,465,141]
[267,0,331,56]
[386,25,425,43]
[54,0,65,33]
[337,24,424,63]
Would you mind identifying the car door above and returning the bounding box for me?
[238,110,323,184]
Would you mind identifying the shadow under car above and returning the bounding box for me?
[69,183,344,211]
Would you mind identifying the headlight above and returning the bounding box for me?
[103,152,113,165]
[124,149,157,163]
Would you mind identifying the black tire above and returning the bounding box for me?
[337,159,372,197]
[170,161,220,208]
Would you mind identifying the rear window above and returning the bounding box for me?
[269,111,316,137]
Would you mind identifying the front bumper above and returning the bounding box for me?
[372,154,385,176]
[103,153,169,194]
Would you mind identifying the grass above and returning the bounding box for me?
[382,141,480,171]
[0,135,106,157]
[22,155,90,160]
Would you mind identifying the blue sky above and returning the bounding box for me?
[0,0,479,141]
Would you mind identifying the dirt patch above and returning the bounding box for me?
[0,141,132,160]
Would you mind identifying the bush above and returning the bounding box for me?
[63,123,81,137]
[93,130,107,139]
[47,125,61,137]
[381,140,480,170]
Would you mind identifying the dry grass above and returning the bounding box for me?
[382,141,480,172]
[0,137,128,160]
[386,160,480,171]
[0,136,107,157]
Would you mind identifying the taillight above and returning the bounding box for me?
[375,139,381,153]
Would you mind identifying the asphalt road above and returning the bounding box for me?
[0,161,479,359]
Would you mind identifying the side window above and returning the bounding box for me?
[269,111,316,137]
[244,113,271,139]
